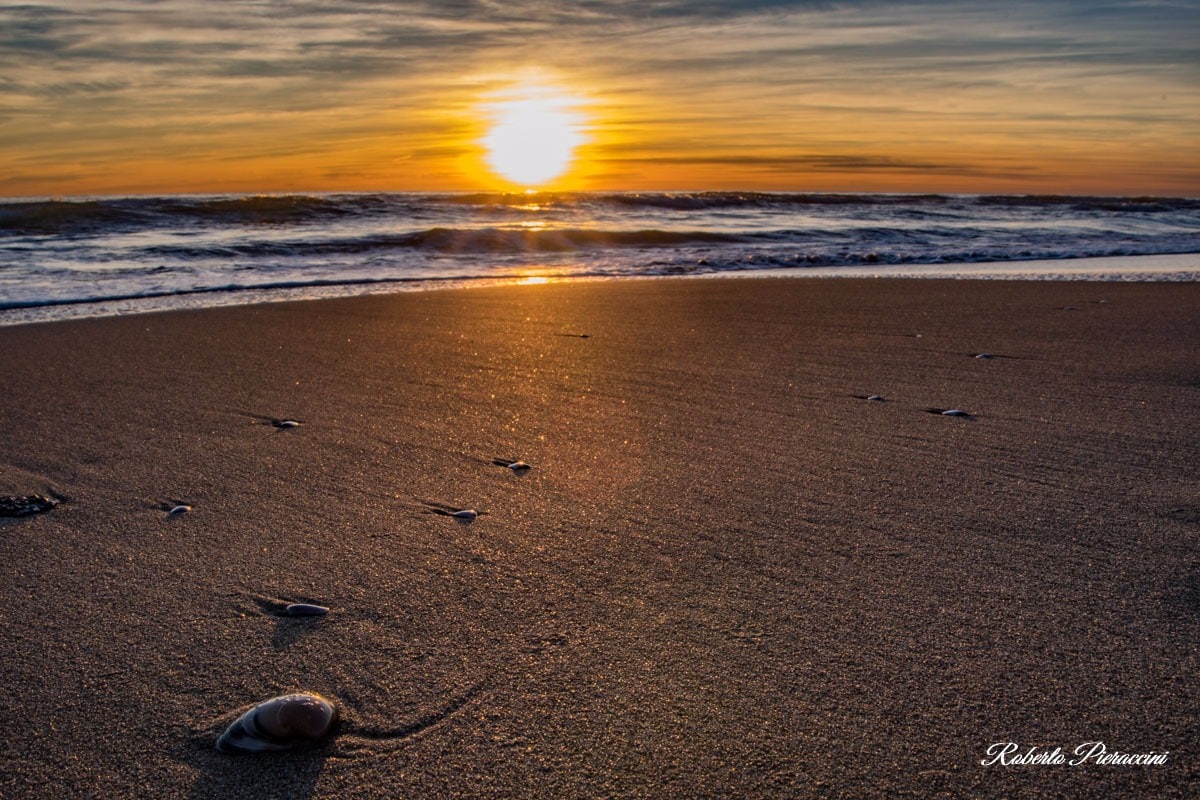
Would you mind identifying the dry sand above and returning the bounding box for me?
[0,277,1197,799]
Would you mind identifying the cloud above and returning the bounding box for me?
[0,0,1196,194]
[614,153,950,169]
[600,152,1043,180]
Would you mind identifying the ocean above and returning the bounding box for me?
[2,192,1198,324]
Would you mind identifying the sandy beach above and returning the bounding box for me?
[0,276,1196,799]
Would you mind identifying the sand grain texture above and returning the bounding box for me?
[0,278,1197,799]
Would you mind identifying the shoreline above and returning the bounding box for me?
[1,277,1197,798]
[2,251,1198,329]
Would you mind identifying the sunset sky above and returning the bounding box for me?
[2,1,1197,197]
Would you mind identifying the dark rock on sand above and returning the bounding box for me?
[0,494,59,517]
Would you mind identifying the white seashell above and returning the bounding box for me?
[216,693,337,754]
[168,505,192,515]
[974,353,993,359]
[284,603,329,617]
[452,509,478,520]
[865,395,885,402]
[941,409,972,417]
[273,419,301,428]
[507,461,531,471]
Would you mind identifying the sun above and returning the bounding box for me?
[481,84,587,187]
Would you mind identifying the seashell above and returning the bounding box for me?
[865,395,885,402]
[941,409,972,417]
[0,494,59,518]
[284,603,329,617]
[168,504,192,515]
[451,509,479,521]
[506,461,531,472]
[216,692,337,754]
[272,419,301,429]
[973,353,993,359]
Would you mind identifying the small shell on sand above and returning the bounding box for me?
[925,407,974,418]
[452,509,479,521]
[507,461,531,472]
[284,603,329,617]
[973,353,994,359]
[216,693,337,754]
[0,495,59,518]
[168,505,192,515]
[272,419,301,428]
[865,395,885,402]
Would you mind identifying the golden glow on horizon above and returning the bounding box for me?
[1,3,1198,198]
[480,83,588,188]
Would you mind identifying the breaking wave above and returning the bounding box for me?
[2,191,1197,318]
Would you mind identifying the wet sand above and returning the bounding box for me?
[0,277,1197,799]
